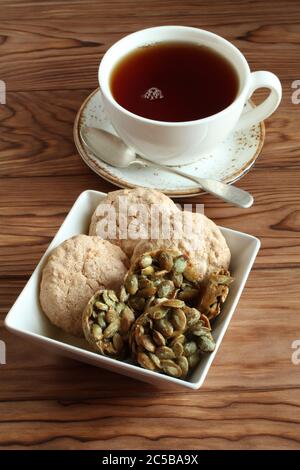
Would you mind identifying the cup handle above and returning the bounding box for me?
[235,71,282,130]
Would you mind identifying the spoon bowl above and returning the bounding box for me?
[80,126,254,208]
[80,126,137,168]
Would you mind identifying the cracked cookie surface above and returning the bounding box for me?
[40,235,129,336]
[89,188,179,258]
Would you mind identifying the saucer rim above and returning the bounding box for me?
[74,88,265,197]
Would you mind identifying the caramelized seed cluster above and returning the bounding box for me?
[197,269,233,320]
[82,289,135,358]
[82,250,232,380]
[124,249,202,315]
[129,299,215,378]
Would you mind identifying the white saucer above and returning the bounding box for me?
[74,88,265,197]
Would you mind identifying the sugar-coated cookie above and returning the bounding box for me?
[89,188,180,258]
[40,235,129,337]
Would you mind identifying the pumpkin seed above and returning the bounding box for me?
[108,290,119,302]
[171,308,186,331]
[92,324,102,340]
[183,307,201,326]
[102,290,115,307]
[153,269,169,278]
[129,295,145,312]
[125,274,139,295]
[161,359,182,377]
[152,329,166,347]
[141,266,154,276]
[140,254,153,268]
[157,280,174,298]
[138,276,152,289]
[172,341,184,357]
[113,333,124,353]
[155,318,174,338]
[177,356,189,377]
[97,313,106,329]
[137,352,156,370]
[115,302,125,314]
[140,315,152,328]
[144,295,156,311]
[188,353,200,369]
[191,324,211,336]
[161,299,185,309]
[183,264,199,283]
[148,305,168,320]
[178,288,199,302]
[173,256,187,273]
[172,272,183,288]
[198,334,215,352]
[103,320,120,339]
[155,346,175,359]
[184,341,198,356]
[138,286,157,298]
[158,251,174,271]
[140,334,156,353]
[149,352,161,369]
[120,306,135,333]
[119,286,129,303]
[95,301,108,311]
[170,334,186,347]
[105,308,118,324]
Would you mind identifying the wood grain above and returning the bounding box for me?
[1,0,300,450]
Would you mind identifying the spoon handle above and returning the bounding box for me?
[138,157,253,208]
[185,175,253,208]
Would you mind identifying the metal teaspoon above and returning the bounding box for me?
[80,126,254,208]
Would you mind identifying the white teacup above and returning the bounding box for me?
[99,26,281,166]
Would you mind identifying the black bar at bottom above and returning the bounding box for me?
[0,450,299,466]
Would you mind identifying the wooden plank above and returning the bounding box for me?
[0,388,299,449]
[0,1,299,90]
[0,87,300,179]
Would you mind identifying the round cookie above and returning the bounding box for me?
[132,212,230,279]
[89,188,180,258]
[40,235,129,337]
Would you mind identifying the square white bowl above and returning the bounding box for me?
[5,190,260,389]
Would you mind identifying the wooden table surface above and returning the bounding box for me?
[1,0,300,450]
